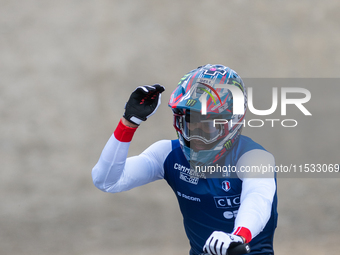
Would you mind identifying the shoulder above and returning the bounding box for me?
[237,135,267,153]
[236,135,274,162]
[233,136,275,179]
[142,139,173,156]
[145,139,181,151]
[141,139,184,162]
[136,140,175,172]
[237,149,275,168]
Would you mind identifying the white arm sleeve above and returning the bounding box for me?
[234,149,276,239]
[92,134,172,193]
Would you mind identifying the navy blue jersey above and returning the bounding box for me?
[93,121,278,255]
[163,137,278,255]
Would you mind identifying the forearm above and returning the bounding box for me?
[233,178,276,242]
[92,119,138,192]
[92,118,169,193]
[233,149,276,242]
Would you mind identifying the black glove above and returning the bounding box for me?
[123,84,165,125]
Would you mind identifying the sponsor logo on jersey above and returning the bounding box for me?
[222,180,231,192]
[177,191,201,202]
[214,195,240,209]
[174,163,206,185]
[179,172,199,185]
[223,210,238,219]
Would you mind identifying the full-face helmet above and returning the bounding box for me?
[168,64,247,168]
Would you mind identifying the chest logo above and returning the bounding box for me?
[214,195,240,209]
[222,180,231,192]
[174,163,206,185]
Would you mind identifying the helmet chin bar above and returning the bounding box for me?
[173,113,225,145]
[185,137,220,152]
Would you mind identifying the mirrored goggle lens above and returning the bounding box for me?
[182,120,223,144]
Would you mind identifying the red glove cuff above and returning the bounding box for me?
[233,227,252,243]
[113,119,138,142]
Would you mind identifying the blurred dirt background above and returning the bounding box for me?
[1,1,339,254]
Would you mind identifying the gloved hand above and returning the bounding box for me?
[203,231,244,255]
[123,84,165,125]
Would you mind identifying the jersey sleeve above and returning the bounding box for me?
[92,119,172,193]
[232,149,276,243]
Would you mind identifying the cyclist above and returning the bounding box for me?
[92,64,278,255]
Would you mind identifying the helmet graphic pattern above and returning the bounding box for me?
[168,64,247,169]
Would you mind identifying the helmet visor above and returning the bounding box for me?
[174,111,225,144]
